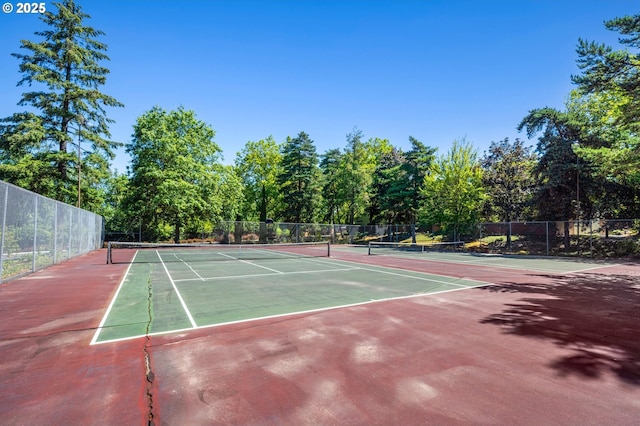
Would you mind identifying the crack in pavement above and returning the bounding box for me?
[144,274,155,426]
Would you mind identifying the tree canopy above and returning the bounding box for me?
[481,138,536,222]
[234,136,283,222]
[278,132,320,224]
[3,7,640,244]
[0,0,122,209]
[421,139,485,239]
[124,106,236,243]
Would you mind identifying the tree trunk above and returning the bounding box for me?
[259,184,267,222]
[174,219,181,244]
[234,215,244,244]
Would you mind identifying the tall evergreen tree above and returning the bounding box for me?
[402,137,437,224]
[571,14,640,191]
[518,108,583,220]
[278,131,320,223]
[370,145,406,224]
[565,90,640,217]
[338,128,375,224]
[573,14,640,132]
[319,148,343,224]
[0,0,123,208]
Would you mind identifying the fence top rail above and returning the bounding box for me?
[479,219,640,225]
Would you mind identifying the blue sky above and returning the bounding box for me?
[0,0,636,173]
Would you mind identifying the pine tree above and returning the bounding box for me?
[0,0,123,208]
[402,137,436,224]
[319,148,343,224]
[278,132,320,224]
[338,128,374,224]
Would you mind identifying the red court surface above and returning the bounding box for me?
[1,248,639,425]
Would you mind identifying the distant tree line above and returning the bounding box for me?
[1,1,639,242]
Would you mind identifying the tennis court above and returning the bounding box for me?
[93,242,489,344]
[346,241,618,273]
[2,242,639,425]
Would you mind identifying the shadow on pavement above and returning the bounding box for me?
[480,273,640,385]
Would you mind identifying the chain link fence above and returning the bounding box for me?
[105,217,640,258]
[0,180,104,283]
[174,221,416,245]
[475,220,640,257]
[208,220,638,257]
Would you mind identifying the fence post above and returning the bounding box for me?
[53,202,58,264]
[68,208,72,260]
[589,220,593,256]
[32,195,38,273]
[546,221,549,256]
[0,184,8,280]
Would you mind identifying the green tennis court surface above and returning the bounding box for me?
[92,250,487,344]
[344,243,615,274]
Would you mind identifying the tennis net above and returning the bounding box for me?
[107,241,331,264]
[367,241,464,255]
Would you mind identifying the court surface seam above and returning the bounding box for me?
[89,255,137,345]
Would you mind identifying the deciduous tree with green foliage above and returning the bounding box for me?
[125,107,236,243]
[481,138,537,222]
[420,139,485,240]
[101,172,131,233]
[235,136,283,222]
[0,0,122,209]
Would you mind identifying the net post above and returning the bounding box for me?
[106,241,111,264]
[368,241,372,255]
[327,241,331,257]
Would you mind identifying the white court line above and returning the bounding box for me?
[308,257,491,288]
[90,252,138,345]
[91,281,490,345]
[157,250,198,328]
[172,253,205,281]
[174,266,361,283]
[217,252,284,273]
[373,252,582,274]
[92,254,489,345]
[377,251,620,274]
[563,263,621,274]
